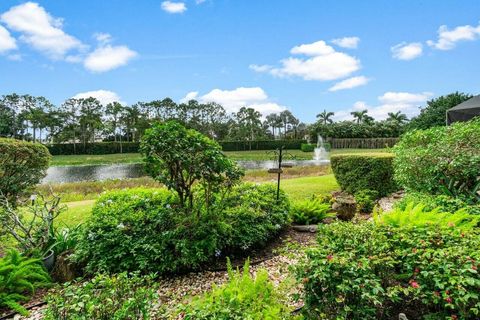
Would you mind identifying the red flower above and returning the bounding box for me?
[414,268,420,274]
[410,281,419,288]
[472,265,477,271]
[327,254,333,261]
[445,297,452,303]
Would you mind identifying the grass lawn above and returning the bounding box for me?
[51,148,391,166]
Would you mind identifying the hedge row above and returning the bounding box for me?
[330,153,397,197]
[327,137,399,149]
[46,140,308,155]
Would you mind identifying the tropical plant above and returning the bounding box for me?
[44,273,160,320]
[350,109,373,124]
[316,109,335,125]
[387,111,408,124]
[0,249,51,316]
[179,259,296,319]
[290,198,334,225]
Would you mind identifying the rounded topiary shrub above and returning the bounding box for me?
[393,118,480,200]
[330,153,396,197]
[0,138,51,203]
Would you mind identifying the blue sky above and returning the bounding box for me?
[0,0,479,123]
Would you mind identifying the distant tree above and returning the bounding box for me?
[78,98,103,147]
[351,110,371,124]
[387,111,408,124]
[408,92,473,130]
[316,110,335,125]
[279,110,295,138]
[265,114,281,137]
[235,107,263,141]
[105,102,124,142]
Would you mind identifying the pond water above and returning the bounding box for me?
[43,160,331,184]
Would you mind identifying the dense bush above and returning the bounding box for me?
[331,153,397,197]
[74,184,289,275]
[393,118,480,202]
[0,249,51,316]
[0,138,50,203]
[289,198,333,225]
[300,143,315,152]
[44,273,160,320]
[312,121,405,139]
[298,222,480,319]
[46,142,140,155]
[396,192,480,215]
[220,139,306,151]
[328,137,398,149]
[354,189,379,213]
[179,260,295,319]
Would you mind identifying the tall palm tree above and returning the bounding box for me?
[316,109,335,125]
[351,110,369,124]
[387,111,408,124]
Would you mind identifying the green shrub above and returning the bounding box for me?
[396,192,480,215]
[354,189,379,213]
[300,143,314,152]
[330,153,396,197]
[0,138,50,203]
[298,222,480,319]
[74,184,289,275]
[290,198,334,225]
[220,139,306,151]
[46,142,140,155]
[44,273,160,320]
[0,249,51,316]
[393,118,480,201]
[375,202,480,232]
[179,259,296,319]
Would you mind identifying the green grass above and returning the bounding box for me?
[51,149,390,166]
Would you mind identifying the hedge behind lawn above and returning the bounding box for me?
[330,153,397,197]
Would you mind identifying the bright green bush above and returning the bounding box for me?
[354,189,379,213]
[74,184,289,275]
[300,143,315,152]
[0,138,50,203]
[0,249,51,316]
[179,260,296,319]
[289,198,333,225]
[298,222,480,319]
[393,118,480,201]
[44,273,160,320]
[375,202,480,232]
[396,192,480,215]
[330,153,396,197]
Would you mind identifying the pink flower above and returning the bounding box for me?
[410,281,419,288]
[327,254,333,261]
[445,297,452,303]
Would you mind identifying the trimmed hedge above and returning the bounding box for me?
[327,137,399,149]
[46,140,307,155]
[330,153,397,197]
[0,138,51,202]
[300,143,315,152]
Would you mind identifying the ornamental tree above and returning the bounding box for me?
[140,121,243,211]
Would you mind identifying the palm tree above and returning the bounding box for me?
[316,110,335,125]
[387,111,408,124]
[351,110,369,124]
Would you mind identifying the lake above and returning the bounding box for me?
[42,160,330,184]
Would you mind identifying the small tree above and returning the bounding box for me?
[141,121,243,212]
[0,138,51,204]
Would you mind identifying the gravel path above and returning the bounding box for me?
[11,229,316,320]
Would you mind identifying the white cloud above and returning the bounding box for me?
[0,24,17,53]
[94,32,112,45]
[333,91,433,121]
[328,76,370,92]
[84,45,137,72]
[180,91,199,103]
[391,42,423,60]
[0,2,84,59]
[195,0,206,4]
[161,1,187,14]
[181,87,287,115]
[331,36,360,49]
[251,40,361,81]
[72,90,124,105]
[427,22,480,50]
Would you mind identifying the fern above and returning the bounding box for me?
[290,198,335,225]
[0,249,51,316]
[374,202,480,232]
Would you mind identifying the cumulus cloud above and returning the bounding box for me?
[180,87,287,116]
[72,90,124,105]
[161,1,187,14]
[391,42,423,60]
[333,91,433,121]
[0,2,84,59]
[251,40,361,81]
[427,22,480,50]
[331,36,360,49]
[84,45,137,72]
[0,24,17,53]
[328,76,370,92]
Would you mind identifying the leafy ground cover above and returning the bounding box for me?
[50,149,390,166]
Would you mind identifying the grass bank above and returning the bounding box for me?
[50,148,390,166]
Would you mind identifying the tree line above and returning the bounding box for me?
[0,94,307,145]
